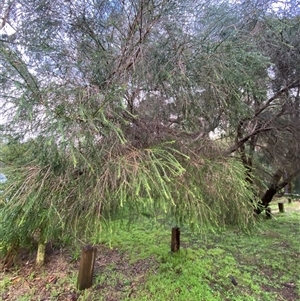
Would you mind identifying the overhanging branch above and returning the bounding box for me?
[225,126,273,155]
[254,80,300,118]
[226,79,300,156]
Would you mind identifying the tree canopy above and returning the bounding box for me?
[0,0,299,251]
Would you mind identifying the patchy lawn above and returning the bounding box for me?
[1,201,300,301]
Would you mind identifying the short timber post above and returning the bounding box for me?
[36,241,46,266]
[278,202,284,213]
[266,207,272,219]
[171,227,180,252]
[77,245,97,290]
[288,198,292,204]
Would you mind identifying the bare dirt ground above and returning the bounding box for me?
[1,245,158,301]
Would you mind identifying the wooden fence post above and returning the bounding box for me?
[171,227,180,252]
[36,241,46,266]
[77,245,97,290]
[278,202,284,213]
[266,207,272,219]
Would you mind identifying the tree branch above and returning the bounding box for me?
[254,80,300,118]
[225,126,273,155]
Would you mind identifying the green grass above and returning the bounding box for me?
[1,203,299,301]
[92,207,299,301]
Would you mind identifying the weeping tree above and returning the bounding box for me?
[0,137,257,264]
[0,0,269,262]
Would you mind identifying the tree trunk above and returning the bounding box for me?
[284,182,292,194]
[256,169,300,214]
[255,187,278,214]
[261,187,278,207]
[256,183,284,214]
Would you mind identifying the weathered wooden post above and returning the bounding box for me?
[34,228,46,266]
[288,198,292,204]
[278,202,284,213]
[171,227,180,252]
[36,241,46,266]
[266,207,272,219]
[77,245,97,290]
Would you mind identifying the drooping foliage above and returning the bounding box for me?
[1,0,299,253]
[0,134,256,254]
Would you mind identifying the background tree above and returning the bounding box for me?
[225,3,300,210]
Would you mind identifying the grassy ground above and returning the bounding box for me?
[1,199,300,301]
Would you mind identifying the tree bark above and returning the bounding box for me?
[261,187,278,207]
[256,169,300,214]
